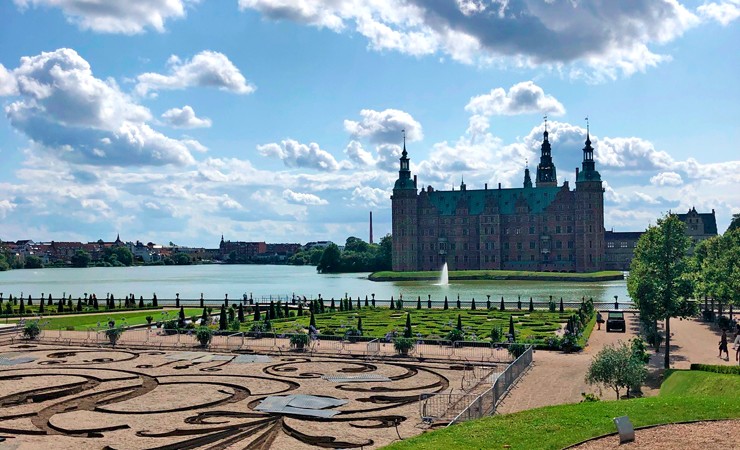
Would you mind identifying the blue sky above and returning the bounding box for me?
[0,0,738,247]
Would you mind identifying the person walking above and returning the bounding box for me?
[596,311,604,330]
[733,330,740,365]
[718,329,729,360]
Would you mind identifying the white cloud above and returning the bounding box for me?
[135,51,254,97]
[344,140,375,167]
[282,189,329,205]
[0,199,16,219]
[350,186,389,208]
[13,0,198,34]
[161,105,212,128]
[238,0,699,78]
[257,139,344,171]
[465,81,566,116]
[0,64,17,96]
[344,108,423,144]
[698,0,740,25]
[4,48,197,166]
[650,171,683,186]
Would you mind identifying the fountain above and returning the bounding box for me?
[439,262,449,286]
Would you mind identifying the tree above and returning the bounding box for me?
[104,247,133,266]
[238,303,245,322]
[378,234,392,270]
[404,313,412,338]
[316,244,341,273]
[443,296,448,310]
[627,214,695,369]
[173,252,192,265]
[310,310,317,329]
[694,230,740,317]
[344,236,369,253]
[508,315,515,341]
[219,305,227,330]
[456,314,462,331]
[727,213,740,233]
[254,304,261,321]
[24,255,43,269]
[586,341,647,400]
[70,250,91,268]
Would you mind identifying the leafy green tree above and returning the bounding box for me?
[70,250,91,268]
[694,230,740,315]
[317,244,341,273]
[344,236,369,253]
[586,341,648,400]
[727,213,740,233]
[173,252,191,265]
[628,214,695,369]
[24,255,43,269]
[0,252,11,271]
[104,247,133,266]
[378,234,392,270]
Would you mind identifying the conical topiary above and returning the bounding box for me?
[404,313,412,338]
[560,297,564,313]
[219,305,227,330]
[529,297,534,312]
[500,296,505,311]
[443,296,449,310]
[456,314,462,331]
[238,303,245,322]
[417,296,421,310]
[508,315,515,342]
[390,296,395,310]
[310,310,317,329]
[471,298,476,310]
[254,304,261,321]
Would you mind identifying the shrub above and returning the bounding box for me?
[195,327,213,347]
[689,364,740,375]
[446,328,464,343]
[145,315,153,325]
[630,337,650,364]
[344,327,362,342]
[228,319,240,331]
[393,337,415,355]
[490,325,504,343]
[508,342,527,358]
[718,315,733,330]
[23,321,41,340]
[548,300,557,312]
[560,330,581,353]
[105,327,124,346]
[544,336,561,350]
[580,392,600,402]
[289,333,310,349]
[586,341,647,400]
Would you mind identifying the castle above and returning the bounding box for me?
[391,126,605,273]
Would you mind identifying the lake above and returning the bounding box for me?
[0,265,631,306]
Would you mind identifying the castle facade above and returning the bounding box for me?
[391,128,605,273]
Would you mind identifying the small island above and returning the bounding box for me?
[368,269,624,282]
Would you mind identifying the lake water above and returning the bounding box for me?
[0,265,630,306]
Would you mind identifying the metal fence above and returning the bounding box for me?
[418,344,533,424]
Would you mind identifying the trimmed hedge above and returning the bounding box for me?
[690,364,740,375]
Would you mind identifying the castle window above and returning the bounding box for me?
[567,226,573,233]
[529,227,535,234]
[589,225,593,233]
[608,242,614,248]
[516,228,521,235]
[485,255,489,262]
[589,241,592,249]
[517,242,522,250]
[530,241,536,249]
[556,226,561,234]
[504,243,509,250]
[454,256,459,263]
[620,242,627,248]
[530,255,535,261]
[556,241,562,249]
[557,254,562,261]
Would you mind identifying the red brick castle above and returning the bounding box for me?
[391,126,605,273]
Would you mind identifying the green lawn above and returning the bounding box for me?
[29,308,203,330]
[263,307,579,343]
[369,270,623,282]
[384,370,740,450]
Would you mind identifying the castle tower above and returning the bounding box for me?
[523,161,533,188]
[390,132,419,271]
[536,119,557,187]
[574,121,605,272]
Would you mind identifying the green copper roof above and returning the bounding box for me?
[424,186,564,216]
[576,169,601,182]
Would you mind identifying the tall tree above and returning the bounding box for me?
[727,213,740,233]
[316,244,341,273]
[627,214,695,369]
[70,250,91,268]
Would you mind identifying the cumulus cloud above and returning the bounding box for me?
[13,0,198,34]
[344,140,376,167]
[344,108,423,144]
[161,105,212,128]
[257,139,344,171]
[135,51,254,97]
[3,48,197,166]
[0,64,17,96]
[239,0,698,77]
[351,186,389,208]
[698,0,740,25]
[465,81,565,116]
[282,189,329,205]
[650,171,683,186]
[0,199,16,219]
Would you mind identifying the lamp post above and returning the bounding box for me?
[614,295,619,310]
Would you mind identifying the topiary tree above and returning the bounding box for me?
[195,327,213,348]
[456,295,461,309]
[254,304,261,321]
[490,325,503,343]
[219,304,227,330]
[290,333,309,350]
[23,321,41,340]
[27,294,32,306]
[47,294,52,306]
[586,341,647,400]
[443,296,448,310]
[105,325,124,346]
[139,296,144,308]
[310,310,317,329]
[416,296,421,310]
[19,297,25,315]
[357,316,363,333]
[456,314,462,331]
[560,297,564,313]
[517,296,522,310]
[508,315,515,342]
[39,296,44,314]
[500,296,505,311]
[471,298,476,310]
[529,297,534,312]
[238,303,245,322]
[298,302,304,316]
[152,293,158,308]
[76,298,82,312]
[330,298,335,311]
[389,296,395,310]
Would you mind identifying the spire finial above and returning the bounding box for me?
[402,128,406,149]
[585,116,591,144]
[544,114,548,132]
[525,158,529,169]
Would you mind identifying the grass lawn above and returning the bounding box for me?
[369,270,624,282]
[29,308,203,330]
[384,370,740,450]
[262,307,580,343]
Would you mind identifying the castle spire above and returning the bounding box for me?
[393,129,414,191]
[523,159,532,188]
[576,117,601,183]
[536,118,557,187]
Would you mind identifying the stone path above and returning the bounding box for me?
[497,312,739,415]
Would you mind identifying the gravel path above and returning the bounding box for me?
[571,420,740,449]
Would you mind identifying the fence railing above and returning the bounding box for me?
[418,344,533,424]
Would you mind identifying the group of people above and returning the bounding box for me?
[717,325,740,364]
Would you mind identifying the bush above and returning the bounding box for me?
[105,327,124,346]
[701,309,715,322]
[544,336,562,350]
[23,321,41,340]
[344,327,362,342]
[289,333,310,349]
[195,327,213,347]
[228,319,240,332]
[145,316,153,325]
[490,325,504,343]
[393,337,415,355]
[689,364,740,375]
[580,392,600,402]
[718,315,733,331]
[630,337,650,364]
[560,330,581,353]
[586,341,647,400]
[508,342,527,358]
[548,300,557,312]
[446,328,464,343]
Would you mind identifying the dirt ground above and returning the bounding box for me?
[0,342,490,450]
[571,420,740,449]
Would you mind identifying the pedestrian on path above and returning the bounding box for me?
[718,329,729,360]
[596,311,604,330]
[733,331,740,365]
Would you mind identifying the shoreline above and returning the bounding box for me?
[368,270,625,283]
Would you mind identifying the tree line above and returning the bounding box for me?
[288,234,392,273]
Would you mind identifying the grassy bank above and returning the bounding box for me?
[24,308,203,330]
[369,270,624,282]
[384,370,740,450]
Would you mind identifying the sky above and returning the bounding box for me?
[0,0,738,247]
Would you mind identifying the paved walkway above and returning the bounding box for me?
[497,312,739,415]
